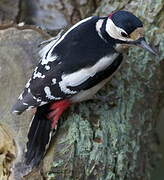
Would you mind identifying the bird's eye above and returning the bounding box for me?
[121,32,129,38]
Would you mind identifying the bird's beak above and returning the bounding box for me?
[133,37,158,55]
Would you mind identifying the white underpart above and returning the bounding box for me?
[70,77,111,103]
[39,16,93,65]
[106,19,133,42]
[61,54,118,87]
[96,19,107,42]
[33,67,45,79]
[71,54,123,103]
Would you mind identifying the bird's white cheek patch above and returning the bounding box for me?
[105,19,133,42]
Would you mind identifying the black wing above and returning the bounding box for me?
[12,16,122,114]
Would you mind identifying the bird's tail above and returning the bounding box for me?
[24,100,70,168]
[25,104,54,168]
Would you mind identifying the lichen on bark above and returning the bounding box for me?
[45,0,164,180]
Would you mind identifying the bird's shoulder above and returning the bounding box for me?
[12,16,121,114]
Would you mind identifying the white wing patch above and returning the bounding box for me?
[44,86,61,100]
[52,78,57,85]
[60,54,118,87]
[44,86,56,100]
[39,16,93,66]
[50,16,93,49]
[45,65,50,70]
[41,54,58,65]
[39,35,60,65]
[59,81,77,95]
[33,67,45,79]
[39,35,61,59]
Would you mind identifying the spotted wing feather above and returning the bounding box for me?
[12,16,121,114]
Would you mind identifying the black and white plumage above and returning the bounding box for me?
[12,11,156,168]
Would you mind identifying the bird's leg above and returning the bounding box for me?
[47,100,71,129]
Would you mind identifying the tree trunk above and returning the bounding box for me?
[0,0,163,180]
[42,1,164,179]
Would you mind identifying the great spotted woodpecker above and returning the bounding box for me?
[12,10,156,168]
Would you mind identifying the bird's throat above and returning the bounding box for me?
[115,44,130,53]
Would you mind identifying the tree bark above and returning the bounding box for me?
[45,41,163,177]
[43,1,164,179]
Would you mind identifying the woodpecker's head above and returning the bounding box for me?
[105,10,157,55]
